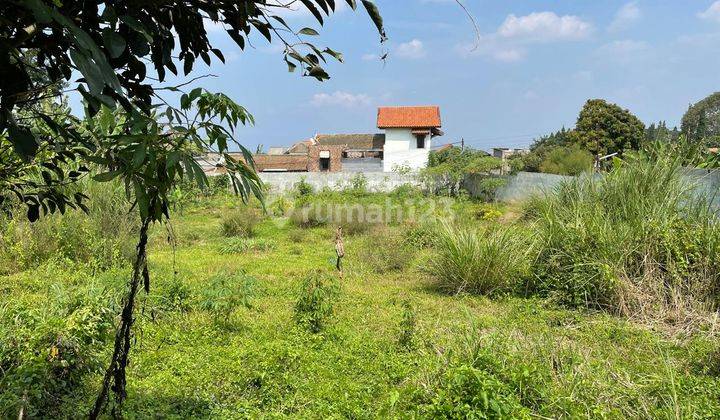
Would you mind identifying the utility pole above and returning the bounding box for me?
[461,137,464,151]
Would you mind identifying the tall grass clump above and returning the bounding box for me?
[427,223,533,295]
[220,206,261,237]
[528,147,720,324]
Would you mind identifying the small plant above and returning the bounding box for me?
[294,270,340,333]
[220,206,261,237]
[475,204,503,221]
[199,272,257,323]
[269,195,291,217]
[347,173,368,195]
[295,177,314,197]
[397,299,417,351]
[160,277,193,313]
[219,237,276,254]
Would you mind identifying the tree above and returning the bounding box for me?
[2,1,385,417]
[681,92,720,145]
[538,145,593,176]
[569,99,645,157]
[522,128,571,172]
[423,147,502,196]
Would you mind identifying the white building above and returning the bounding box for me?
[377,106,443,172]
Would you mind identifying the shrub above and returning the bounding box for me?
[219,237,276,254]
[356,227,416,274]
[474,177,507,202]
[220,206,261,237]
[427,223,533,295]
[269,195,291,217]
[475,204,503,221]
[199,272,257,322]
[294,270,340,333]
[158,277,193,313]
[528,149,720,321]
[295,177,314,197]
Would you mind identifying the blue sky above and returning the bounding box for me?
[121,1,720,151]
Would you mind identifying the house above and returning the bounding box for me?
[198,106,443,174]
[492,147,528,175]
[378,106,443,172]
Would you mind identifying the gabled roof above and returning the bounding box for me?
[286,139,312,154]
[315,134,385,150]
[377,106,441,129]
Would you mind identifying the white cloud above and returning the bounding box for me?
[699,1,720,22]
[395,39,427,59]
[311,91,372,108]
[599,39,648,55]
[498,12,593,41]
[608,2,641,32]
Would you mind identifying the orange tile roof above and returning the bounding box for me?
[377,106,441,129]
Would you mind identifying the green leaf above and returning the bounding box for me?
[132,143,147,168]
[299,27,319,36]
[93,170,123,182]
[361,0,385,38]
[8,124,39,160]
[102,29,126,58]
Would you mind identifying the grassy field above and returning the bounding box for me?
[3,186,720,418]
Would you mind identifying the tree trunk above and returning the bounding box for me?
[90,217,151,419]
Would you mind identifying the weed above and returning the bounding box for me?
[294,270,340,333]
[397,299,417,351]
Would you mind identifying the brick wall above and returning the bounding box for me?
[307,145,345,172]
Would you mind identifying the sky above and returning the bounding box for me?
[89,1,720,151]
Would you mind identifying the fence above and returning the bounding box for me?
[259,171,419,193]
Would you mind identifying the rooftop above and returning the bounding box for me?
[377,106,441,129]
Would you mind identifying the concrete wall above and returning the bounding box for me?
[382,128,432,172]
[342,158,383,173]
[259,171,419,193]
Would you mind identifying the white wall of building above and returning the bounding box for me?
[382,128,432,172]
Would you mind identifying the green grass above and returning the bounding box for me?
[2,192,720,418]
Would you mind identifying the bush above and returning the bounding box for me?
[427,223,533,295]
[474,177,507,202]
[355,227,416,274]
[295,177,314,197]
[475,204,503,221]
[220,206,261,237]
[528,149,720,321]
[294,270,340,333]
[199,271,257,322]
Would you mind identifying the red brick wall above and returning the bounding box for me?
[308,145,345,172]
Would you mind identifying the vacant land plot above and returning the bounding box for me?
[2,180,720,418]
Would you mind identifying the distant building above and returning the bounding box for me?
[492,147,528,174]
[201,106,444,174]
